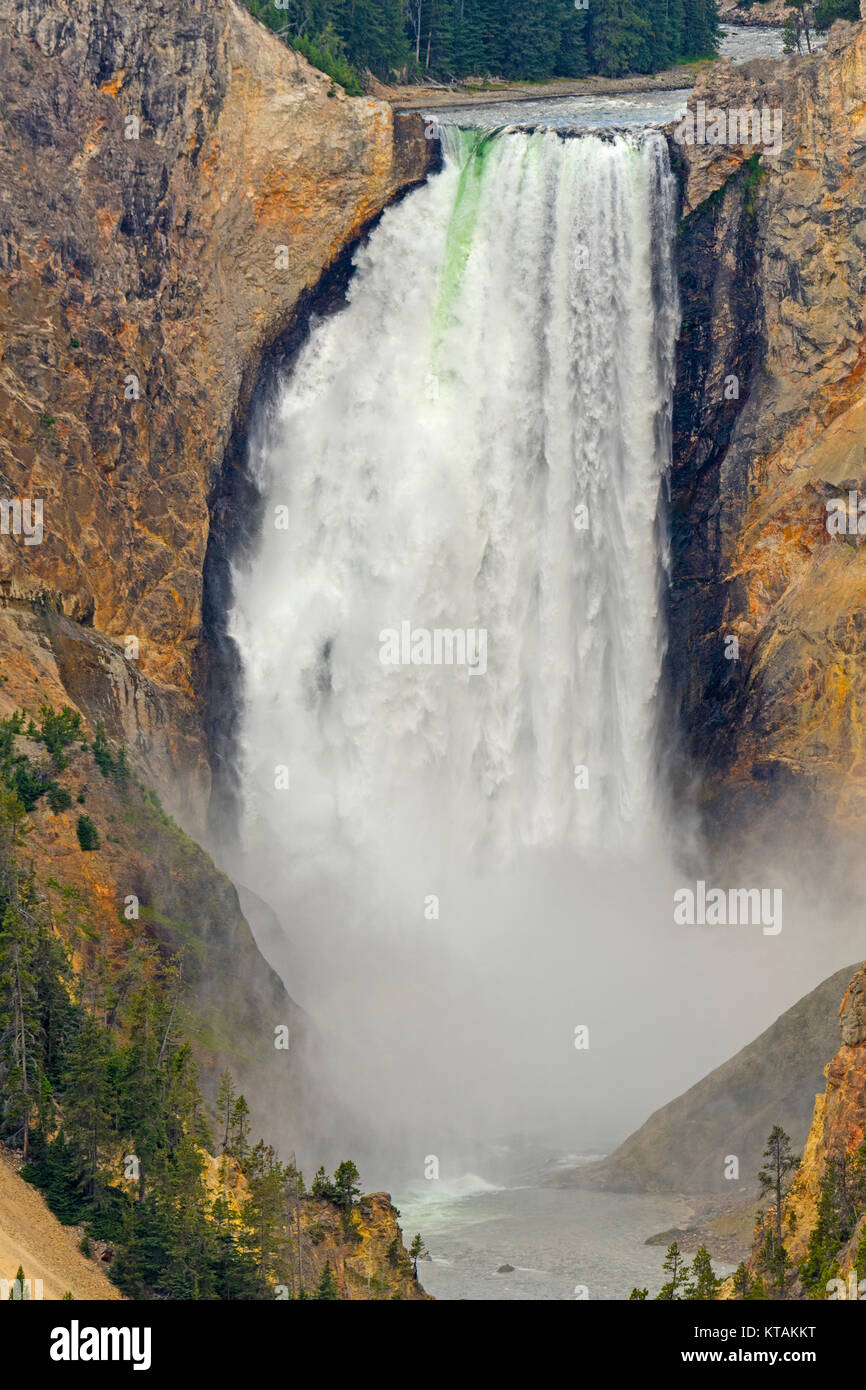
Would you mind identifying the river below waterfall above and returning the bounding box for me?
[396,1174,736,1301]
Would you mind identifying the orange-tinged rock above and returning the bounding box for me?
[0,0,433,831]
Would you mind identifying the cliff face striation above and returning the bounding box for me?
[668,22,866,836]
[0,0,433,830]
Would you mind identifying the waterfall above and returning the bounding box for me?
[226,129,681,1162]
[232,129,678,866]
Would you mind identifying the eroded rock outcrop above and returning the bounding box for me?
[668,23,866,835]
[741,965,866,1286]
[716,0,789,25]
[0,0,433,827]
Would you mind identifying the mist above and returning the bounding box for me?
[213,127,865,1193]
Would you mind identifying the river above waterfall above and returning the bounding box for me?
[423,27,818,132]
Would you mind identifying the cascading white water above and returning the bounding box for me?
[227,129,684,1166]
[232,129,678,870]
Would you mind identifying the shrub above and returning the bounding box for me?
[46,783,72,813]
[76,815,100,851]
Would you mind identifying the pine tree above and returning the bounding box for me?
[333,1159,361,1209]
[686,1246,720,1299]
[814,0,858,28]
[450,0,486,75]
[115,976,173,1201]
[331,0,410,74]
[243,1142,291,1284]
[588,0,654,77]
[681,0,719,57]
[0,903,39,1158]
[76,815,100,851]
[229,1094,251,1163]
[477,0,507,73]
[315,1259,339,1299]
[745,1273,769,1300]
[799,1150,859,1297]
[783,0,813,51]
[311,1164,337,1201]
[758,1125,799,1298]
[656,1241,690,1299]
[241,0,717,84]
[62,1013,112,1204]
[408,1231,427,1277]
[216,1069,236,1152]
[501,0,562,80]
[557,0,589,77]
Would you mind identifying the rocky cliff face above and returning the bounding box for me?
[0,681,324,1164]
[726,964,866,1294]
[668,23,866,836]
[716,0,789,25]
[207,1154,431,1300]
[780,967,866,1265]
[0,0,433,831]
[294,1190,433,1300]
[0,0,433,1177]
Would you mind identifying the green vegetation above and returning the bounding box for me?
[800,1143,866,1298]
[813,0,860,27]
[0,708,126,824]
[0,719,399,1300]
[92,722,130,786]
[241,0,719,92]
[687,1245,721,1299]
[730,1124,866,1301]
[0,707,88,814]
[629,1241,722,1300]
[731,1263,768,1300]
[757,1125,799,1297]
[742,152,767,214]
[408,1231,427,1278]
[315,1260,339,1298]
[655,1241,692,1299]
[75,814,100,851]
[630,1119,865,1302]
[293,26,366,93]
[333,1158,361,1208]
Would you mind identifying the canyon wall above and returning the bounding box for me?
[782,965,866,1270]
[0,0,432,1152]
[550,965,856,1195]
[670,28,866,1286]
[669,21,866,837]
[0,0,433,831]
